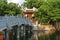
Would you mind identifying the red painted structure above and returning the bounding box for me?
[0,34,4,40]
[23,8,37,25]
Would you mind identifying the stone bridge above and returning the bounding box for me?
[0,16,34,40]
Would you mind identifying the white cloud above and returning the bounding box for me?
[8,0,25,5]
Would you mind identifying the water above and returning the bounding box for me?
[8,26,60,40]
[32,30,60,40]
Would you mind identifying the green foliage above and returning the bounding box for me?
[0,0,22,16]
[0,31,4,34]
[23,0,44,8]
[34,0,60,24]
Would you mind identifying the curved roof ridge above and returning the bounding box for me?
[0,16,33,31]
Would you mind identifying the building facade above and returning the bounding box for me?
[23,7,38,27]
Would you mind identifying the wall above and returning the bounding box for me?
[0,34,4,40]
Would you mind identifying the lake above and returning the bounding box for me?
[32,30,60,40]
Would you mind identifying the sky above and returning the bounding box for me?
[8,0,25,5]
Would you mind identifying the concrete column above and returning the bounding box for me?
[17,26,20,40]
[4,29,9,40]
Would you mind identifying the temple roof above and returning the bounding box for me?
[0,16,33,31]
[23,7,36,13]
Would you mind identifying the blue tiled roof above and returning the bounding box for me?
[0,16,33,31]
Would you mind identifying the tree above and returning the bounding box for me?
[5,3,22,16]
[34,0,60,24]
[0,0,7,16]
[0,0,22,16]
[22,0,44,8]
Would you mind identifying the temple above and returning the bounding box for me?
[23,7,38,27]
